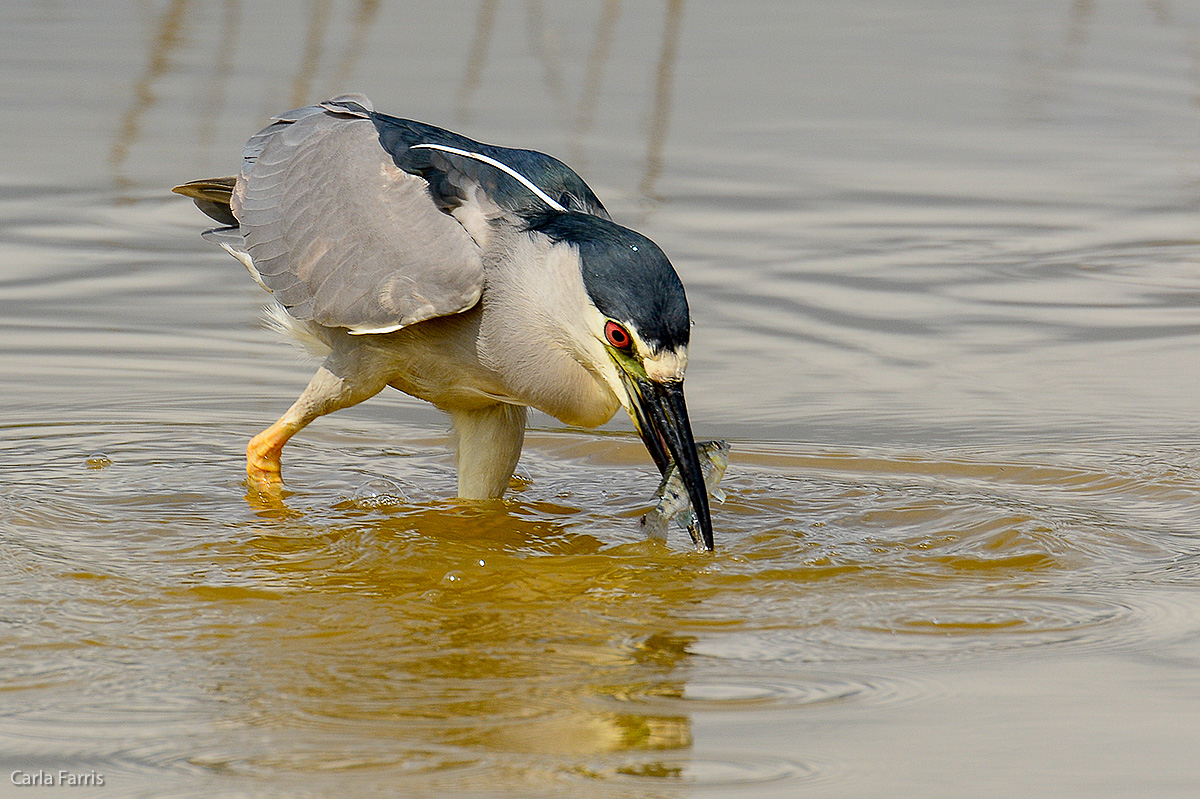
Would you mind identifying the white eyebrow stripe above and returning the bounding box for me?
[409,143,568,212]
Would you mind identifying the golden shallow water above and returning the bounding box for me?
[3,2,1200,797]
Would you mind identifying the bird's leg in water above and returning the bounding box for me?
[449,404,527,499]
[246,358,388,490]
[246,419,299,487]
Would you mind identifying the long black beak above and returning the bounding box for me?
[625,375,714,551]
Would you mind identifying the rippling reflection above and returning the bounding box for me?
[4,415,1199,791]
[636,0,684,210]
[108,0,190,195]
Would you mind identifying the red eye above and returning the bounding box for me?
[604,320,632,349]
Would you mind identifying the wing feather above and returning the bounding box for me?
[232,100,483,334]
[204,93,610,336]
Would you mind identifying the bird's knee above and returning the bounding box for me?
[246,426,287,485]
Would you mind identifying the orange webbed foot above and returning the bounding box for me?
[246,426,287,491]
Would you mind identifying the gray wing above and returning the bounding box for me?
[231,96,483,335]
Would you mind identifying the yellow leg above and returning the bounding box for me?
[246,418,298,489]
[241,356,390,492]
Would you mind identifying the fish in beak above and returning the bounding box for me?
[621,373,714,551]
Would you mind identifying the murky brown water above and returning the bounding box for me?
[4,1,1200,797]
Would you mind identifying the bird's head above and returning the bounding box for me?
[527,212,714,550]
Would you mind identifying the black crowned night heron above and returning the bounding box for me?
[174,94,713,549]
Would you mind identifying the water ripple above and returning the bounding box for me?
[569,752,818,788]
[592,672,912,713]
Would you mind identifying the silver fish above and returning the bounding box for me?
[640,440,730,547]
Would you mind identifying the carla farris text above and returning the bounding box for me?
[11,770,104,787]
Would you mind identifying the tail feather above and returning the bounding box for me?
[171,177,238,226]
